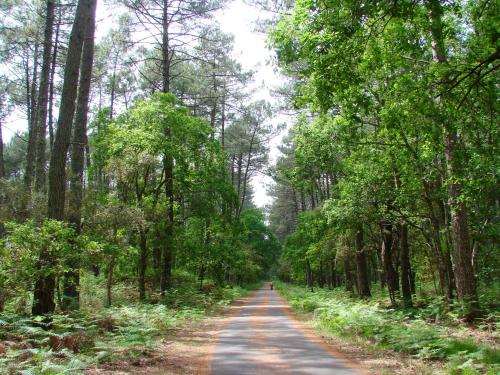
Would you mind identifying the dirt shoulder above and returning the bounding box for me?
[281,306,445,375]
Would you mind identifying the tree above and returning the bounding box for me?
[63,0,97,310]
[225,100,276,217]
[270,0,498,313]
[33,0,96,316]
[34,0,56,192]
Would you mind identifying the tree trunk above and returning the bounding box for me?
[426,0,477,308]
[34,0,55,192]
[236,153,242,197]
[344,256,353,292]
[159,0,174,295]
[0,116,4,179]
[0,116,5,239]
[329,262,336,288]
[106,255,115,307]
[355,225,371,297]
[306,259,313,292]
[32,0,90,316]
[380,222,399,304]
[138,229,148,300]
[198,264,205,290]
[375,245,386,289]
[24,40,40,193]
[220,90,226,149]
[399,224,413,307]
[63,0,96,311]
[48,5,61,153]
[318,261,324,288]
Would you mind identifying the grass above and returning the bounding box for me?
[0,272,257,374]
[275,282,500,375]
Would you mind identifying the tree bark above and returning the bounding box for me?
[355,225,371,297]
[0,115,5,239]
[344,256,354,292]
[34,0,55,192]
[0,116,4,179]
[106,255,115,307]
[380,222,399,304]
[48,4,62,153]
[399,224,413,307]
[159,0,174,295]
[62,0,97,311]
[138,229,148,300]
[32,0,90,316]
[306,259,313,291]
[24,39,40,193]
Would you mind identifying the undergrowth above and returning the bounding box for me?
[0,272,254,374]
[275,282,500,375]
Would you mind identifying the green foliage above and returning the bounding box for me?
[0,220,99,311]
[269,0,499,316]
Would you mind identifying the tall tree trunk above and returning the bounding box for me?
[426,0,477,308]
[138,229,148,300]
[24,40,40,193]
[237,125,259,218]
[209,71,218,130]
[380,222,399,304]
[300,190,306,211]
[375,245,386,289]
[344,256,353,292]
[63,0,97,311]
[355,225,371,297]
[236,153,242,198]
[220,89,226,149]
[399,224,413,307]
[109,56,118,119]
[318,261,325,288]
[48,5,61,153]
[34,0,55,192]
[32,0,90,316]
[306,259,313,292]
[0,115,5,239]
[0,116,4,179]
[160,0,174,294]
[106,255,115,307]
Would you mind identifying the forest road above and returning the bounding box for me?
[209,285,367,375]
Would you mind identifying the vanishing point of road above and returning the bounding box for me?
[210,285,366,375]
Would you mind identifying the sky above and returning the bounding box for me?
[215,0,287,208]
[3,0,287,208]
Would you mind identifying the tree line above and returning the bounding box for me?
[268,0,498,317]
[0,0,280,315]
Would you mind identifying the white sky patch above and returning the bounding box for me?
[216,0,288,209]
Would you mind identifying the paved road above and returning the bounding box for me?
[210,286,363,375]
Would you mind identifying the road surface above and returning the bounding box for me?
[210,286,364,375]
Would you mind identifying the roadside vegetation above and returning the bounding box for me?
[0,272,257,374]
[276,282,499,375]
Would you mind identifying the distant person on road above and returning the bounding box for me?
[270,282,273,290]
